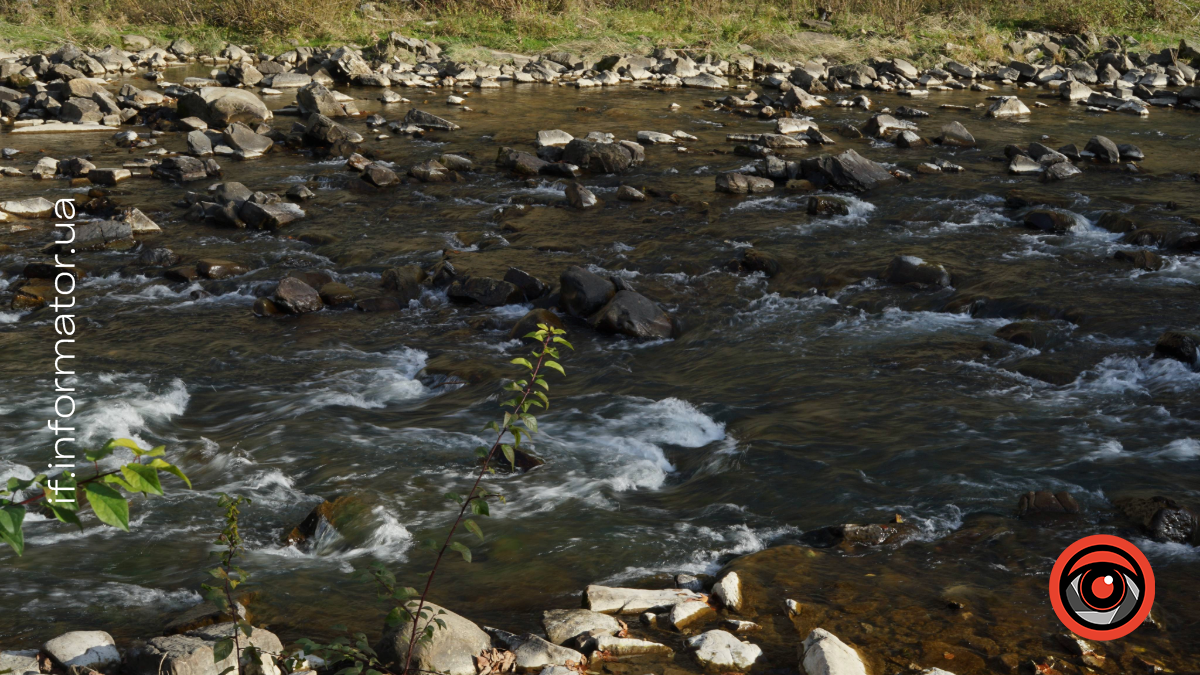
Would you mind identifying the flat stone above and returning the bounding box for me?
[10,122,112,134]
[687,630,762,672]
[542,609,622,645]
[0,197,55,218]
[592,635,672,656]
[43,631,120,670]
[584,585,704,614]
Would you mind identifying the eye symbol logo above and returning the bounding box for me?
[1050,534,1155,641]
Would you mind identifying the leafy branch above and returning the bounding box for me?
[202,494,264,675]
[0,438,191,556]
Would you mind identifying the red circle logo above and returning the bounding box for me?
[1050,534,1155,641]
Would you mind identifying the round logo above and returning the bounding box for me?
[1050,534,1155,641]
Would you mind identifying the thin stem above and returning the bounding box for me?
[401,333,553,675]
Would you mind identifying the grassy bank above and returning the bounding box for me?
[1,0,1197,65]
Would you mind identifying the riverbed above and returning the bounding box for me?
[2,67,1199,672]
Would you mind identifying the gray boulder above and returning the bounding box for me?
[937,121,975,147]
[800,150,897,192]
[44,632,120,671]
[375,602,491,675]
[591,291,674,339]
[274,277,323,314]
[584,585,704,614]
[542,609,622,645]
[0,651,38,675]
[296,82,345,117]
[448,277,522,306]
[404,108,460,131]
[560,140,633,174]
[222,122,273,159]
[1085,135,1121,163]
[565,182,598,209]
[187,130,213,156]
[985,96,1031,118]
[178,87,272,126]
[559,267,615,318]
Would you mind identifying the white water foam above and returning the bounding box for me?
[301,348,429,411]
[79,378,190,448]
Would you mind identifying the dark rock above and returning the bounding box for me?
[55,220,133,252]
[1114,496,1198,544]
[1085,135,1121,163]
[497,147,549,176]
[274,276,323,314]
[741,249,780,278]
[591,290,674,339]
[239,201,305,230]
[356,296,404,312]
[560,139,633,174]
[403,108,460,131]
[137,247,180,267]
[559,266,615,318]
[155,156,210,182]
[882,255,951,289]
[318,282,356,308]
[1154,330,1199,365]
[504,267,548,300]
[807,195,849,215]
[1016,491,1081,517]
[363,163,401,187]
[1114,249,1163,270]
[995,322,1058,349]
[510,308,564,341]
[800,149,897,192]
[448,277,522,306]
[306,113,363,145]
[381,265,427,303]
[1024,210,1077,233]
[297,82,345,117]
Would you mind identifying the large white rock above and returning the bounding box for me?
[541,608,621,645]
[43,631,120,670]
[0,650,39,675]
[507,634,585,672]
[686,630,762,671]
[0,197,55,219]
[985,96,1031,118]
[375,603,491,675]
[535,129,574,148]
[669,599,716,629]
[584,585,704,613]
[713,571,743,612]
[10,122,114,134]
[799,628,867,675]
[776,118,818,134]
[127,623,283,675]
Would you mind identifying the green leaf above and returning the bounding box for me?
[0,505,26,556]
[213,638,235,664]
[470,499,490,516]
[483,421,500,433]
[448,541,472,563]
[534,378,549,390]
[464,519,484,541]
[543,360,566,376]
[520,414,538,433]
[45,503,82,529]
[84,483,130,531]
[422,538,439,552]
[511,357,533,369]
[384,606,405,627]
[552,337,574,350]
[101,473,136,492]
[444,491,463,504]
[148,459,192,488]
[532,390,549,409]
[121,462,164,495]
[501,444,516,470]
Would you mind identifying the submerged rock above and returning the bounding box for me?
[882,255,951,289]
[1154,330,1199,366]
[274,277,323,314]
[1016,490,1080,517]
[1114,495,1199,544]
[799,629,866,675]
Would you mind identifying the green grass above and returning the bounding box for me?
[0,0,1196,65]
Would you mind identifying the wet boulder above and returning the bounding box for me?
[590,291,674,339]
[799,520,915,548]
[1154,330,1199,366]
[937,121,975,147]
[56,220,134,252]
[687,630,762,672]
[43,631,120,672]
[565,182,598,209]
[1024,210,1077,234]
[187,130,213,156]
[994,321,1060,349]
[1114,249,1163,271]
[376,602,490,675]
[1113,496,1199,545]
[273,277,323,314]
[382,265,427,302]
[861,113,916,139]
[404,108,460,131]
[559,266,615,318]
[448,276,522,306]
[800,629,866,675]
[510,308,564,341]
[284,496,363,548]
[504,267,548,301]
[497,147,549,177]
[740,249,780,277]
[800,150,896,192]
[542,609,622,646]
[1085,135,1121,163]
[137,247,180,268]
[155,156,211,182]
[882,255,951,289]
[560,140,633,174]
[196,259,247,280]
[306,113,363,145]
[1042,161,1081,182]
[363,163,401,187]
[807,195,849,216]
[178,87,272,126]
[1016,490,1081,517]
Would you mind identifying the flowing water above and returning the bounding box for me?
[2,69,1200,671]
